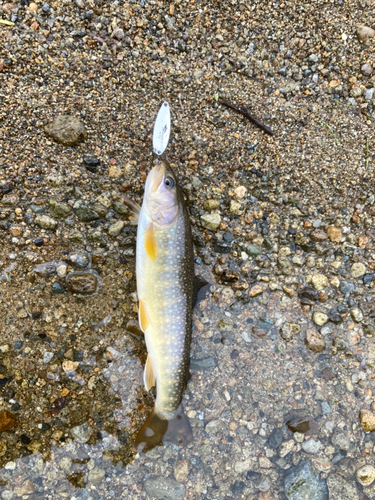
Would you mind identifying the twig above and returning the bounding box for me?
[219,99,274,136]
[0,19,15,26]
[319,119,339,144]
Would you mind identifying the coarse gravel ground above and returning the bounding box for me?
[1,0,375,499]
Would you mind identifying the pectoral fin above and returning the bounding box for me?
[122,197,141,225]
[139,299,149,332]
[144,222,157,261]
[143,355,155,391]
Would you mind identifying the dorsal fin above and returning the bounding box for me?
[143,355,155,391]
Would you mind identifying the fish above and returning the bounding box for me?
[125,161,200,452]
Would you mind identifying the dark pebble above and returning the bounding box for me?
[288,228,297,235]
[20,434,32,445]
[223,231,234,243]
[214,240,232,253]
[34,237,45,247]
[32,311,42,320]
[363,273,374,285]
[229,480,245,495]
[52,283,66,294]
[83,156,100,172]
[267,427,283,449]
[0,184,12,194]
[14,341,23,349]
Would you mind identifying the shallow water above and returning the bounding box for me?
[0,250,374,499]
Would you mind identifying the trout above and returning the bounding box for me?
[129,161,196,452]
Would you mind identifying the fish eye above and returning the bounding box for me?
[164,176,175,189]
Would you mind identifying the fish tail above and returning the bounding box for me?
[135,405,192,452]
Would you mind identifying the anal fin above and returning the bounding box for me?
[144,355,155,391]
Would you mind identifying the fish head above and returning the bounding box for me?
[144,162,181,226]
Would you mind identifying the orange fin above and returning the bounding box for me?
[143,355,155,391]
[144,222,157,261]
[139,299,149,332]
[135,405,192,453]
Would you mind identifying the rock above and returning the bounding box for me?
[43,351,54,363]
[249,285,263,297]
[230,200,244,214]
[350,308,363,323]
[108,220,125,237]
[112,26,124,40]
[14,479,34,496]
[83,156,100,172]
[35,215,57,230]
[310,229,328,242]
[278,256,293,276]
[2,194,19,208]
[144,476,185,500]
[279,439,295,458]
[74,206,100,222]
[285,460,328,500]
[327,226,342,243]
[339,280,355,295]
[108,165,122,179]
[67,251,91,269]
[351,262,366,278]
[267,427,283,449]
[0,411,16,431]
[311,274,328,291]
[313,312,328,326]
[71,422,92,443]
[205,419,225,436]
[204,199,220,210]
[283,286,295,297]
[65,270,103,297]
[305,329,325,353]
[363,273,374,284]
[331,432,350,451]
[361,63,373,76]
[359,409,375,432]
[200,213,221,230]
[246,244,262,257]
[44,115,87,146]
[327,474,358,500]
[234,186,247,199]
[302,438,323,454]
[88,468,106,484]
[356,25,375,43]
[49,199,71,218]
[365,88,375,101]
[52,283,66,294]
[356,465,375,486]
[190,357,216,371]
[33,260,65,277]
[280,323,301,342]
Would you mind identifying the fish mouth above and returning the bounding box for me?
[149,163,165,194]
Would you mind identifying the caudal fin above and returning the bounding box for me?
[135,405,192,453]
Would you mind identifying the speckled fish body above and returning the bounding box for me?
[135,161,194,450]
